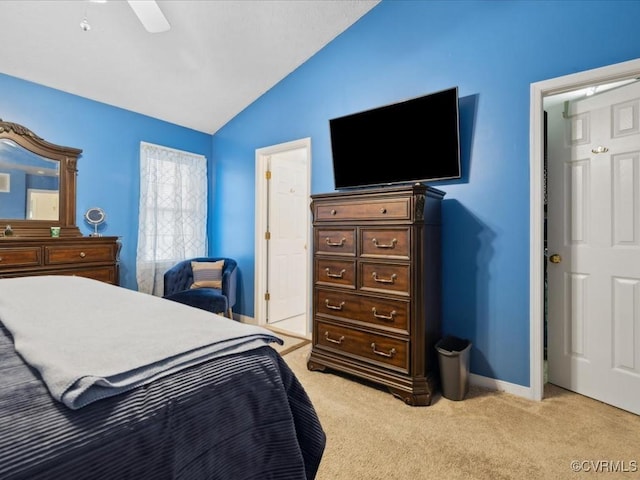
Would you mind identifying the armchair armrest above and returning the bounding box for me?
[222,262,238,309]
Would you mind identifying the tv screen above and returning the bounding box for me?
[329,87,461,190]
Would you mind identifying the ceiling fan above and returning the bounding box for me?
[83,0,170,33]
[127,0,170,33]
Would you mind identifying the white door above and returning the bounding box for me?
[266,148,308,325]
[546,81,640,415]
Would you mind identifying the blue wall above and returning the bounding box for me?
[0,73,212,291]
[211,0,640,387]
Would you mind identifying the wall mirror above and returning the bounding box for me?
[0,120,82,237]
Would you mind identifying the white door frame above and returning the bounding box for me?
[529,57,640,401]
[254,138,312,331]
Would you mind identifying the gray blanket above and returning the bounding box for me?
[0,275,282,409]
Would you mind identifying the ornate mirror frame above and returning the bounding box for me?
[0,119,82,237]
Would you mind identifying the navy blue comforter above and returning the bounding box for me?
[0,323,325,479]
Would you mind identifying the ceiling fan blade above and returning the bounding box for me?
[127,0,170,33]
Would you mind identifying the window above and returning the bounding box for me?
[136,142,207,295]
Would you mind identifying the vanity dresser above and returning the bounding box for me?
[307,184,444,406]
[0,120,120,285]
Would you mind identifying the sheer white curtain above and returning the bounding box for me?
[136,142,207,295]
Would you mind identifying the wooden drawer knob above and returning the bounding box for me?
[79,252,86,258]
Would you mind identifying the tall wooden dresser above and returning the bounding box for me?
[0,236,120,285]
[307,184,444,406]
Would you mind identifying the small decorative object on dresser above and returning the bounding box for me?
[307,184,445,406]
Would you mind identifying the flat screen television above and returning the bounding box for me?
[329,86,461,190]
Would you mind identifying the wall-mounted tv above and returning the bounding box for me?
[329,86,461,190]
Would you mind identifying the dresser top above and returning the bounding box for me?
[311,183,446,201]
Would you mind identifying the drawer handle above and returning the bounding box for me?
[371,343,396,358]
[325,299,346,311]
[372,238,397,249]
[0,257,3,262]
[372,307,396,321]
[325,267,346,279]
[324,331,345,345]
[79,252,86,258]
[330,209,337,216]
[380,208,387,214]
[371,272,397,284]
[325,237,346,247]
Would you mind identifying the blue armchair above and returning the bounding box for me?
[163,257,238,319]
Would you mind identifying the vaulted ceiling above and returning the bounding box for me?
[0,1,379,134]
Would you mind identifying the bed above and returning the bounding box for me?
[0,275,325,480]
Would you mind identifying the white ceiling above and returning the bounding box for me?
[0,0,379,134]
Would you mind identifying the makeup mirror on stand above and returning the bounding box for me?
[85,207,106,237]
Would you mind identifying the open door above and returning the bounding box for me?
[546,81,640,415]
[255,138,311,336]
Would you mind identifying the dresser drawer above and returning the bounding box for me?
[1,266,118,284]
[315,228,356,256]
[315,288,409,332]
[360,228,410,259]
[314,197,411,222]
[315,320,408,372]
[315,258,356,288]
[359,261,410,296]
[44,244,116,265]
[0,247,42,268]
[58,266,118,284]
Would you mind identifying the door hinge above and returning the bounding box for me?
[264,292,270,301]
[265,231,271,240]
[265,170,272,180]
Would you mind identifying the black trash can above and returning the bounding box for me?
[435,335,472,401]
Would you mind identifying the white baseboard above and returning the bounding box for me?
[470,373,536,400]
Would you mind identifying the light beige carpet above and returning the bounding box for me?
[283,344,640,480]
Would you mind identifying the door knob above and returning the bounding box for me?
[591,145,609,154]
[549,254,562,264]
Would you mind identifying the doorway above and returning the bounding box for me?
[530,58,640,409]
[255,138,312,337]
[27,188,59,220]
